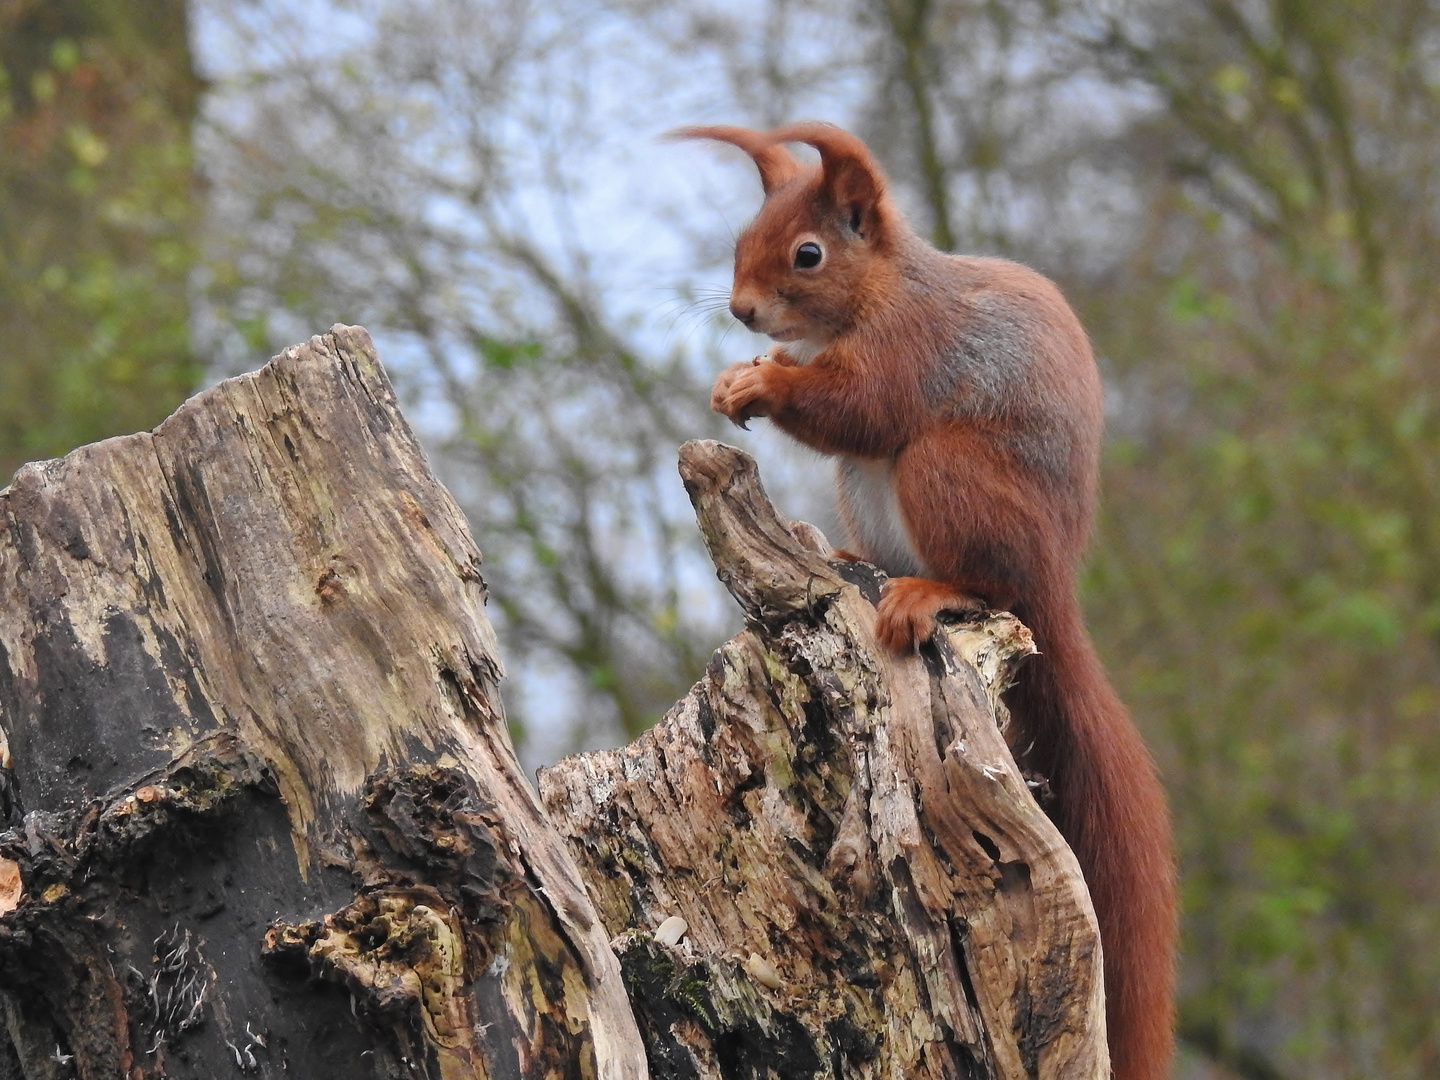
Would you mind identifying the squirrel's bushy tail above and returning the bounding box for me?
[1008,590,1178,1080]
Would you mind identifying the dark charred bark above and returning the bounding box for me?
[0,326,645,1080]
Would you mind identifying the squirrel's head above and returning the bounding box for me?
[675,122,903,349]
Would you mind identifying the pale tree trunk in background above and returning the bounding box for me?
[0,327,1105,1079]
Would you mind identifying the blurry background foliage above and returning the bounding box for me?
[3,0,1440,1077]
[0,0,201,476]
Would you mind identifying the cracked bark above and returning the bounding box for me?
[538,441,1109,1080]
[0,326,1106,1080]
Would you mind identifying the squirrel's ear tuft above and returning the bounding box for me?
[764,122,887,239]
[668,125,803,195]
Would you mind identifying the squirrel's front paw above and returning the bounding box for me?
[711,360,779,429]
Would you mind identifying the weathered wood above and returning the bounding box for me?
[0,326,647,1080]
[0,325,1108,1080]
[539,441,1108,1079]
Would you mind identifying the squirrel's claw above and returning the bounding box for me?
[712,360,773,429]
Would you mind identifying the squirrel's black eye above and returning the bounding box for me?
[793,242,823,269]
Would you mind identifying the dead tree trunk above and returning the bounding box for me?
[0,326,1107,1080]
[0,326,646,1080]
[538,442,1109,1080]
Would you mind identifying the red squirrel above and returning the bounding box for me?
[679,122,1177,1080]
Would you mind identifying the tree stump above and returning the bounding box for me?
[0,326,646,1080]
[538,441,1109,1079]
[0,326,1107,1080]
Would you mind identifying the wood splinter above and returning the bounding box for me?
[540,438,1109,1080]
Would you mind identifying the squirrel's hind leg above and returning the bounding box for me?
[875,577,986,652]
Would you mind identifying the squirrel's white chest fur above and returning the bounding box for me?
[772,338,924,576]
[836,457,925,578]
[769,339,825,365]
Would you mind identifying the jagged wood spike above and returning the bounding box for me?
[540,439,1108,1079]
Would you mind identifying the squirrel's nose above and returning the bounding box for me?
[729,300,757,329]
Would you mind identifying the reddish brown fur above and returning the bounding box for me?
[684,121,1178,1080]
